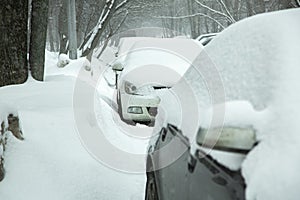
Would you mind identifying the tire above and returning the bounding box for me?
[145,171,159,200]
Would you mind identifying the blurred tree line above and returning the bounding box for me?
[46,0,299,54]
[0,0,298,87]
[0,0,48,87]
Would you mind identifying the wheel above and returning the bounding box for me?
[145,171,159,200]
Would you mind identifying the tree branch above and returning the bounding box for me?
[116,0,128,10]
[80,0,116,56]
[194,0,234,23]
[156,14,225,29]
[217,0,236,22]
[97,11,128,59]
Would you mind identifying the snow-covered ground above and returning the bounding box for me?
[0,50,151,199]
[1,8,299,200]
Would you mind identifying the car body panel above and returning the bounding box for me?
[146,124,246,200]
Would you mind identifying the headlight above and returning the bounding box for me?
[127,106,143,114]
[124,81,137,94]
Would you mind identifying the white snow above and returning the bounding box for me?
[0,50,149,200]
[118,38,203,92]
[57,53,70,68]
[155,8,300,200]
[1,7,299,200]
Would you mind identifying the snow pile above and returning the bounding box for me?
[45,51,88,78]
[0,51,146,199]
[200,101,268,130]
[57,53,70,68]
[156,8,300,200]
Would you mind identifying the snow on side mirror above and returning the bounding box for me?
[197,126,256,154]
[112,62,124,72]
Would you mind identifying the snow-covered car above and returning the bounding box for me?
[145,8,300,200]
[113,38,203,124]
[145,123,255,200]
[114,37,152,58]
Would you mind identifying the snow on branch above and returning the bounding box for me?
[297,0,300,7]
[156,13,225,29]
[194,0,235,23]
[80,0,116,55]
[97,10,128,59]
[80,0,129,57]
[116,0,128,10]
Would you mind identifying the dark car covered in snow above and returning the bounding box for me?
[145,124,255,200]
[144,8,300,200]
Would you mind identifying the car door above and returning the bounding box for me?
[149,124,246,200]
[187,149,245,200]
[153,124,190,200]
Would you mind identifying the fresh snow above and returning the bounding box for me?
[1,8,299,200]
[0,50,149,200]
[156,8,300,200]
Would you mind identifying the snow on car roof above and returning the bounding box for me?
[119,38,203,87]
[117,37,153,56]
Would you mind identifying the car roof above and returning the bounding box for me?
[119,38,203,87]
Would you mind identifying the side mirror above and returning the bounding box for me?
[112,62,123,72]
[197,126,256,154]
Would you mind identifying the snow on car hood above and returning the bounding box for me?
[155,8,300,200]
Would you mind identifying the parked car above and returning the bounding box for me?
[145,9,300,200]
[112,37,203,125]
[114,37,151,58]
[145,123,256,200]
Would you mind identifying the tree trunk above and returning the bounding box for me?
[48,17,55,52]
[47,1,55,52]
[29,0,49,81]
[0,0,29,87]
[76,0,84,46]
[59,0,69,54]
[66,0,77,59]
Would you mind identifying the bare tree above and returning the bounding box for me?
[29,0,49,81]
[80,0,128,57]
[58,0,69,54]
[0,0,29,87]
[66,0,77,59]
